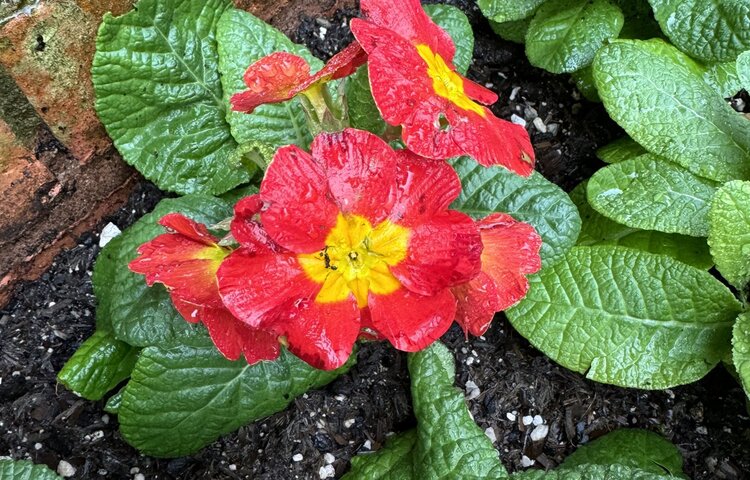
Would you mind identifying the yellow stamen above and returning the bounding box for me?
[416,44,485,117]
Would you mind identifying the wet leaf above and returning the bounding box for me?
[478,0,547,22]
[511,464,677,479]
[596,136,647,164]
[708,180,750,289]
[703,61,743,98]
[0,460,62,480]
[490,19,530,44]
[344,431,416,479]
[732,312,750,400]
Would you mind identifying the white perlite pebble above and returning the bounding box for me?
[319,464,335,479]
[134,474,145,480]
[484,427,497,443]
[506,412,516,422]
[521,455,535,467]
[324,453,335,464]
[57,460,76,478]
[34,443,42,450]
[344,419,356,428]
[530,424,549,442]
[533,117,547,133]
[465,380,480,401]
[510,114,526,127]
[99,222,122,248]
[509,86,521,101]
[292,453,304,462]
[522,415,533,426]
[228,464,237,471]
[363,440,372,450]
[532,415,544,426]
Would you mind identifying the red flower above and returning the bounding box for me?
[350,0,535,175]
[217,128,483,370]
[129,214,280,364]
[452,213,542,336]
[231,42,367,113]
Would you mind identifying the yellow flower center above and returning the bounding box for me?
[416,44,485,117]
[299,214,410,308]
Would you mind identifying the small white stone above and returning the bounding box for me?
[532,415,544,426]
[334,394,346,401]
[506,412,516,422]
[101,414,110,424]
[465,356,475,366]
[57,460,76,478]
[510,114,526,127]
[292,453,304,462]
[319,26,328,39]
[129,467,140,474]
[465,380,481,400]
[530,424,549,442]
[532,117,547,133]
[134,474,145,480]
[484,427,497,443]
[319,464,335,479]
[522,415,533,426]
[696,426,708,435]
[34,443,42,450]
[509,86,521,101]
[521,455,535,468]
[99,222,122,247]
[324,453,335,464]
[363,440,372,450]
[344,419,356,428]
[228,464,237,471]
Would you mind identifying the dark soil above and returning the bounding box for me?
[2,1,749,479]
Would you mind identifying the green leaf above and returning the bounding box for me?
[648,0,750,62]
[118,335,353,457]
[732,312,750,400]
[57,330,140,401]
[596,136,647,164]
[571,181,713,269]
[511,463,676,479]
[490,19,530,44]
[479,0,547,22]
[571,66,601,102]
[703,61,742,98]
[346,4,474,136]
[216,9,319,151]
[0,460,62,480]
[343,431,417,479]
[507,246,741,389]
[450,157,581,266]
[104,389,124,414]
[560,429,685,477]
[92,0,247,195]
[708,180,750,288]
[593,39,750,182]
[738,50,750,89]
[409,343,509,479]
[218,183,259,205]
[587,155,719,237]
[526,0,624,74]
[95,195,233,347]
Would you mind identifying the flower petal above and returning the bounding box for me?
[281,297,360,370]
[451,271,502,337]
[231,195,284,253]
[260,145,339,253]
[311,41,368,82]
[159,213,218,246]
[217,247,319,327]
[368,287,455,351]
[230,52,311,113]
[202,306,281,364]
[463,77,498,105]
[312,129,398,224]
[391,210,482,296]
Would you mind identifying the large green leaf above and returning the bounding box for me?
[593,39,750,182]
[0,460,62,480]
[409,343,509,479]
[57,330,140,401]
[450,157,581,266]
[703,61,743,98]
[511,464,676,479]
[648,0,750,62]
[526,0,624,73]
[586,155,719,237]
[93,0,247,195]
[118,335,353,457]
[95,196,233,347]
[571,66,601,102]
[739,50,750,88]
[596,136,647,164]
[344,431,417,479]
[708,180,750,288]
[478,0,547,22]
[732,312,750,400]
[216,9,318,151]
[490,19,531,44]
[571,181,713,269]
[507,246,741,389]
[560,429,684,477]
[346,4,474,135]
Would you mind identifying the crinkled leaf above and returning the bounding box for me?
[479,0,547,22]
[648,0,750,62]
[490,19,530,44]
[409,342,509,479]
[118,335,353,457]
[450,157,581,266]
[0,460,62,480]
[343,431,416,479]
[526,0,624,73]
[346,4,474,135]
[216,9,319,151]
[738,50,750,89]
[560,429,685,477]
[587,155,719,237]
[104,389,124,414]
[593,39,750,182]
[704,61,742,98]
[57,330,140,401]
[708,180,750,288]
[596,136,647,164]
[571,66,601,102]
[511,464,676,479]
[571,181,713,269]
[218,183,260,206]
[507,246,741,389]
[93,0,246,195]
[732,312,750,400]
[94,196,233,347]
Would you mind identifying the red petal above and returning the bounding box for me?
[358,0,456,61]
[230,52,311,113]
[231,195,284,253]
[311,41,368,82]
[217,247,319,327]
[312,129,398,224]
[260,145,339,253]
[202,306,281,364]
[171,295,205,324]
[451,271,501,337]
[391,210,482,296]
[463,77,498,105]
[281,297,360,370]
[389,150,461,227]
[478,213,542,310]
[368,287,455,352]
[159,213,219,245]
